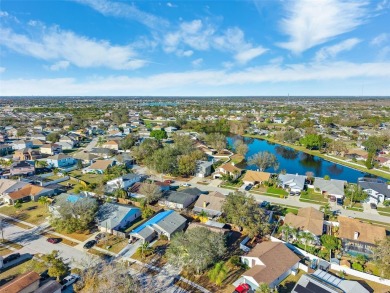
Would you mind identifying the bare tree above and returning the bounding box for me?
[248,151,279,172]
[139,182,162,204]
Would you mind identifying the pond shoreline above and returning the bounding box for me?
[241,134,390,181]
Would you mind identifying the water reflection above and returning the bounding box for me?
[275,146,299,160]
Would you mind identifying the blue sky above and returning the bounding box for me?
[0,0,390,96]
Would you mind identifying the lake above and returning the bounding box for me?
[227,136,384,183]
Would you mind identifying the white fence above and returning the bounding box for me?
[270,236,390,286]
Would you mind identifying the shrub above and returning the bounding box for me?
[383,200,390,207]
[352,262,364,272]
[229,255,241,267]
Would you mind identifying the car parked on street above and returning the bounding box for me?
[181,183,191,187]
[3,253,20,264]
[60,274,80,289]
[83,240,96,249]
[47,237,62,244]
[260,201,270,208]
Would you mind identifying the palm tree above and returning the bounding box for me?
[281,225,292,243]
[38,196,50,209]
[137,242,154,260]
[300,231,315,251]
[320,203,332,220]
[255,283,272,293]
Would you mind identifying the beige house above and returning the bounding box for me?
[102,140,120,150]
[213,163,242,180]
[242,170,271,186]
[40,143,62,155]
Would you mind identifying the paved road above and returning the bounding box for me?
[83,137,98,152]
[171,177,390,224]
[2,222,95,268]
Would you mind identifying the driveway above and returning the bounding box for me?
[83,137,98,152]
[2,222,95,268]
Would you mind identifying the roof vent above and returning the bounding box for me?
[354,231,359,240]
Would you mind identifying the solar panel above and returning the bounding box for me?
[307,282,333,293]
[294,284,314,293]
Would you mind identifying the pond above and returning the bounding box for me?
[227,136,384,183]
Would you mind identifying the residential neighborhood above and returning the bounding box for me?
[0,96,389,293]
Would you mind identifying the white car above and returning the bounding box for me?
[181,183,191,187]
[60,274,80,289]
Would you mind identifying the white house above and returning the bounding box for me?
[105,174,142,193]
[12,140,33,150]
[97,203,141,234]
[358,178,390,204]
[234,241,300,290]
[278,173,306,192]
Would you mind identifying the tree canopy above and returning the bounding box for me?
[150,129,168,140]
[373,236,390,278]
[166,227,226,274]
[248,151,279,172]
[50,194,98,233]
[299,134,323,150]
[222,192,270,238]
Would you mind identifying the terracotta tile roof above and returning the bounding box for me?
[220,163,241,173]
[8,184,46,200]
[338,216,386,245]
[243,241,300,285]
[0,271,40,293]
[284,207,324,235]
[242,170,271,183]
[103,140,119,145]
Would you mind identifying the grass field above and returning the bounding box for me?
[96,235,128,254]
[300,189,328,203]
[0,201,49,225]
[0,259,47,286]
[267,187,288,196]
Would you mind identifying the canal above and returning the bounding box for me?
[227,136,384,183]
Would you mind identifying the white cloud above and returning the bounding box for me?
[376,0,390,11]
[371,33,389,46]
[49,60,70,71]
[75,0,169,30]
[0,67,5,73]
[278,0,367,53]
[176,50,193,57]
[2,61,389,95]
[315,38,361,62]
[0,26,147,70]
[191,58,203,68]
[234,47,268,64]
[166,2,177,8]
[163,21,267,64]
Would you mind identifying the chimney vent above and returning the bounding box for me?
[354,231,359,240]
[203,201,207,208]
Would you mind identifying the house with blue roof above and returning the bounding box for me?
[97,203,141,235]
[130,210,187,243]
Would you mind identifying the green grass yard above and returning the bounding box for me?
[0,201,49,225]
[266,187,288,196]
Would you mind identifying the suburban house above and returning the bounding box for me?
[59,135,78,148]
[40,143,62,155]
[213,163,242,180]
[97,203,141,235]
[338,216,386,256]
[159,188,202,209]
[102,140,120,151]
[0,271,41,293]
[284,207,324,241]
[313,178,346,200]
[32,139,45,148]
[358,178,390,204]
[0,179,30,202]
[46,153,76,168]
[105,174,142,193]
[0,144,12,157]
[12,140,33,150]
[82,159,115,174]
[242,170,271,186]
[278,173,306,192]
[2,184,55,205]
[195,160,213,178]
[292,270,369,293]
[193,191,225,217]
[234,241,300,290]
[187,220,230,235]
[10,161,35,176]
[72,152,98,166]
[13,148,41,161]
[130,210,187,243]
[90,148,115,159]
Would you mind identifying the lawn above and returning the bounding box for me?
[53,230,93,242]
[96,235,128,254]
[0,246,13,256]
[0,240,23,250]
[278,270,305,293]
[0,201,49,225]
[377,206,390,216]
[70,170,104,185]
[300,189,328,203]
[266,187,288,196]
[0,259,47,286]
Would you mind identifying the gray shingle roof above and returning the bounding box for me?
[154,211,186,235]
[358,180,390,198]
[313,178,346,197]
